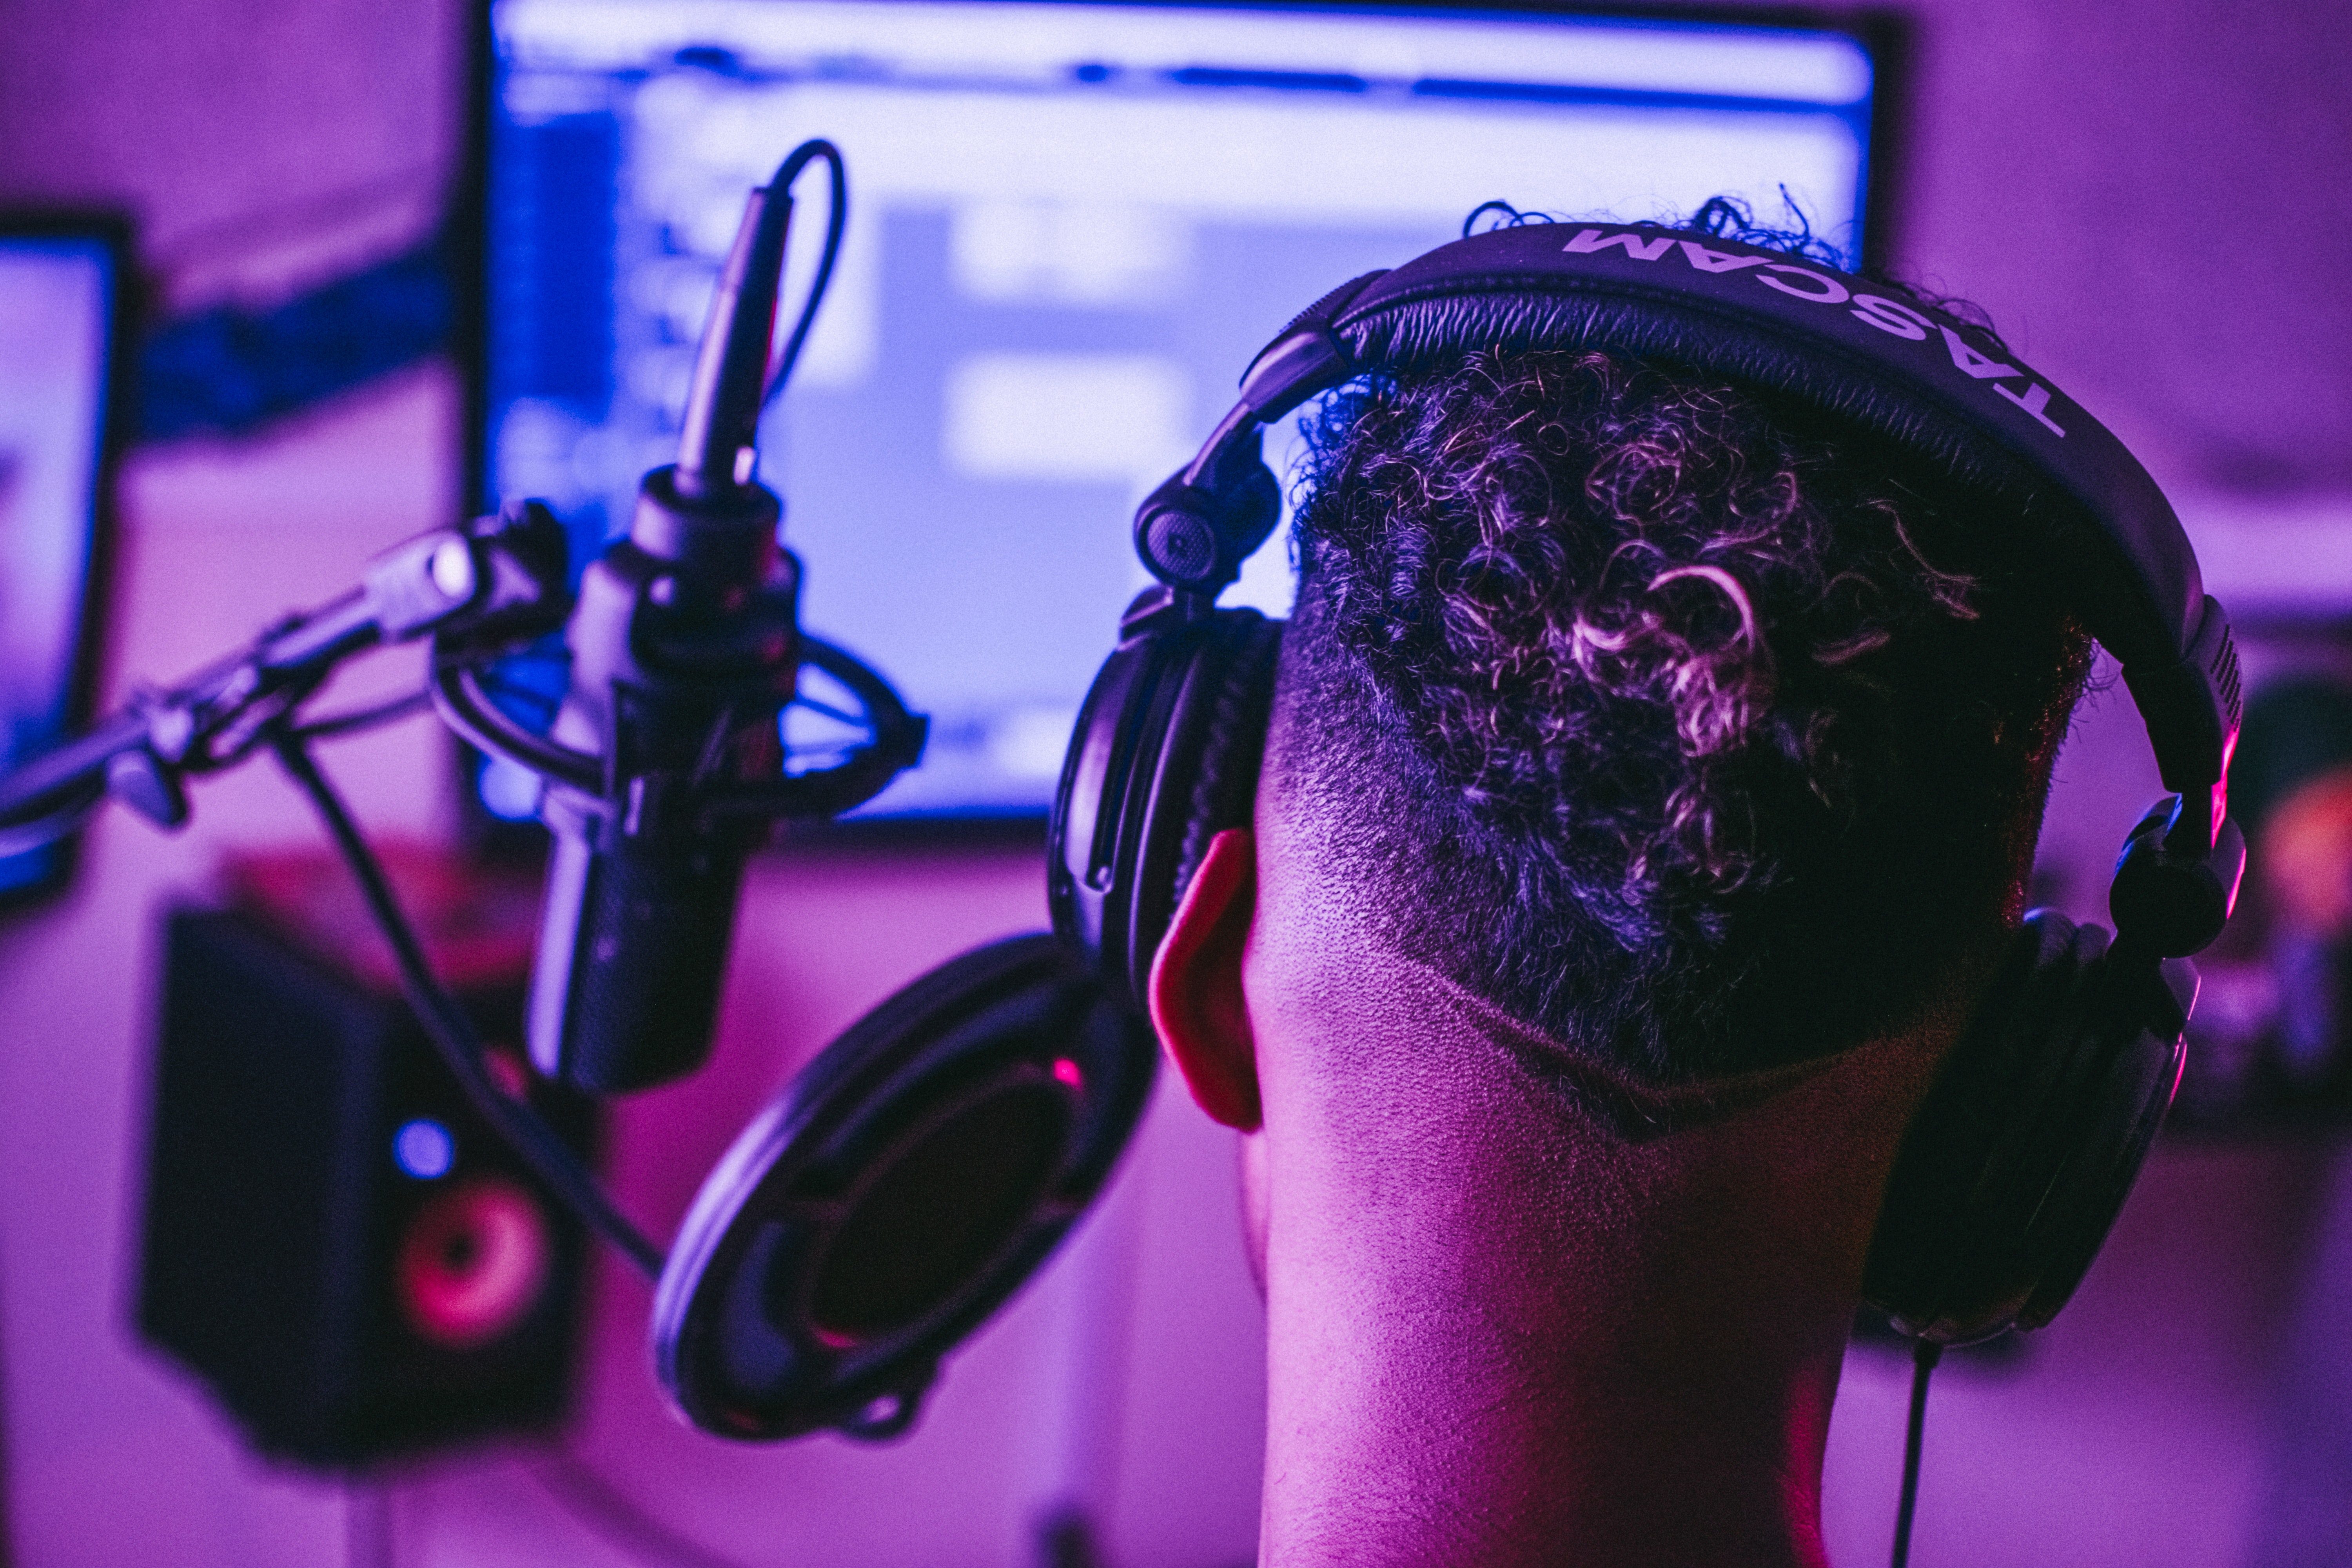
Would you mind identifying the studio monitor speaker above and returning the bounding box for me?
[136,854,595,1467]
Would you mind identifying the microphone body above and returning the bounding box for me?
[528,172,804,1094]
[529,469,799,1092]
[514,150,913,1096]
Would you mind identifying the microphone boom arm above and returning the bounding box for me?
[0,499,574,842]
[0,139,923,1279]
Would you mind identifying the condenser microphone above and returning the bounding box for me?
[526,171,804,1094]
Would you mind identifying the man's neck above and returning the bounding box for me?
[1247,953,1946,1568]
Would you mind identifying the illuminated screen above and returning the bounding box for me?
[0,231,116,894]
[484,0,1878,817]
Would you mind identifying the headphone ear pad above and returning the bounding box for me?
[1049,611,1281,1011]
[1865,910,2189,1344]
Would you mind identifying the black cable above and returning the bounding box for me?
[269,729,666,1279]
[761,138,848,406]
[1890,1336,1942,1568]
[291,687,434,740]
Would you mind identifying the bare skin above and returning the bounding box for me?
[1151,825,1987,1568]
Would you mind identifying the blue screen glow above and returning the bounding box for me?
[0,237,113,887]
[486,0,1875,817]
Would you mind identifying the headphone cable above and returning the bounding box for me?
[1889,1335,1942,1568]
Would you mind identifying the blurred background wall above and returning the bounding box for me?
[0,1,2346,1565]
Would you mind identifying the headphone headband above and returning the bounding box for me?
[1135,223,2240,849]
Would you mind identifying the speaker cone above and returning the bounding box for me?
[397,1175,554,1350]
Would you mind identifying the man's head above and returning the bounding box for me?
[1264,341,2092,1091]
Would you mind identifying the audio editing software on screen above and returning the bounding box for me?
[486,0,1874,817]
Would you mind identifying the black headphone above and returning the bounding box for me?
[655,220,2248,1440]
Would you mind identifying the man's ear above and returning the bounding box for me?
[1148,827,1262,1132]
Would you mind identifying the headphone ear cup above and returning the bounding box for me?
[1865,909,2189,1344]
[1049,610,1281,1011]
[2011,941,2195,1328]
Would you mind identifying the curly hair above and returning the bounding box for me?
[1272,321,2092,1086]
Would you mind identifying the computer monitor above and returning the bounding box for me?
[476,0,1891,820]
[0,217,127,900]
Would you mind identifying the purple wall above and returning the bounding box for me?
[1,2,2348,1565]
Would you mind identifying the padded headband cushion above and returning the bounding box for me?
[1227,223,2236,806]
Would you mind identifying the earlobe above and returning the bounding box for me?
[1148,828,1263,1131]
